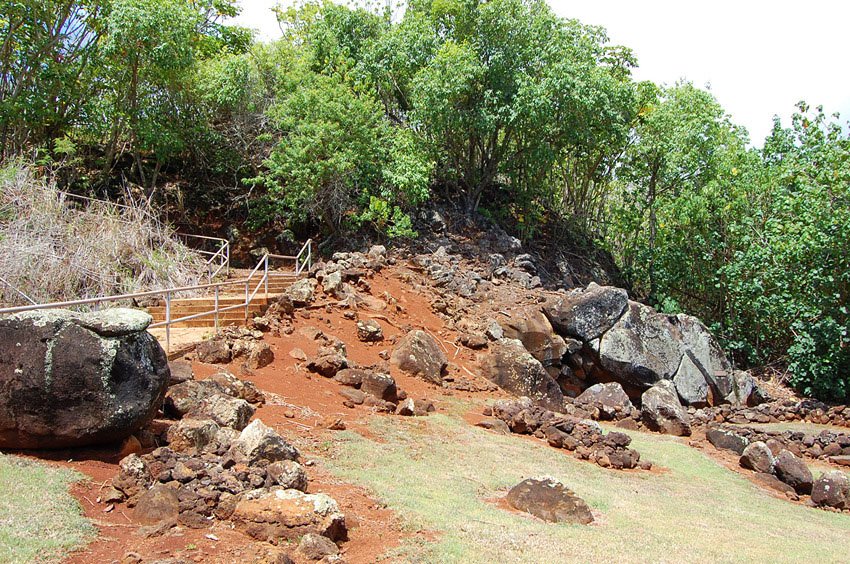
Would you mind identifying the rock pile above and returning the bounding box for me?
[196,326,274,370]
[109,366,348,551]
[294,325,436,417]
[481,398,648,470]
[706,424,850,463]
[693,399,850,429]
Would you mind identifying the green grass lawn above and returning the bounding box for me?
[0,454,94,563]
[323,405,850,563]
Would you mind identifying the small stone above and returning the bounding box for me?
[298,533,339,561]
[133,484,179,525]
[356,319,384,342]
[339,388,366,405]
[289,348,308,361]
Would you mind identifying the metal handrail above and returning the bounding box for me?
[177,233,230,282]
[295,239,312,276]
[0,276,37,305]
[0,238,312,353]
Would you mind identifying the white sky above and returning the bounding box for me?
[232,0,850,145]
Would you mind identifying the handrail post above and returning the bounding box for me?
[264,255,269,295]
[244,281,249,324]
[214,285,220,334]
[165,291,171,353]
[225,242,230,276]
[308,239,312,270]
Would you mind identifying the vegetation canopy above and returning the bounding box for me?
[1,0,848,399]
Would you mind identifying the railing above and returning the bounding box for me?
[0,238,314,353]
[0,276,36,305]
[177,233,230,282]
[54,191,230,283]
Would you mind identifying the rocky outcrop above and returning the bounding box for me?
[390,330,447,384]
[481,340,564,412]
[505,478,593,524]
[0,308,169,449]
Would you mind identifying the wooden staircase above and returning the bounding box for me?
[146,271,296,328]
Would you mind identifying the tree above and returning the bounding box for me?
[611,81,748,304]
[405,0,636,218]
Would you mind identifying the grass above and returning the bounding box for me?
[0,454,94,563]
[323,401,850,563]
[0,162,204,306]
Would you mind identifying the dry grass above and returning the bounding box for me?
[323,400,850,563]
[0,162,204,306]
[0,454,93,562]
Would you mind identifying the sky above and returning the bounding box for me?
[231,0,850,145]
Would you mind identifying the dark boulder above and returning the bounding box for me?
[481,339,565,412]
[740,441,775,474]
[774,450,813,494]
[505,478,593,524]
[543,283,628,341]
[706,428,749,455]
[811,471,850,509]
[390,330,447,384]
[0,309,169,449]
[598,302,684,390]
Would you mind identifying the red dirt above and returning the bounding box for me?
[41,264,502,563]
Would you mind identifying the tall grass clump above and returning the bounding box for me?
[0,162,205,306]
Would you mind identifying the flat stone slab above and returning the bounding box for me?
[829,455,850,467]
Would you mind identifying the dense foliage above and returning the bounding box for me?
[1,0,848,398]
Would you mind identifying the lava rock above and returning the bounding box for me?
[0,308,169,448]
[390,330,447,384]
[505,477,593,524]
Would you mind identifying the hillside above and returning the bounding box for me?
[16,240,847,563]
[0,164,204,306]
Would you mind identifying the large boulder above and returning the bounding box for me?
[499,307,568,367]
[505,478,593,524]
[0,308,169,449]
[390,330,447,384]
[598,302,684,390]
[480,339,565,412]
[672,353,710,407]
[574,382,633,420]
[740,441,775,474]
[640,381,691,436]
[811,471,850,509]
[774,450,813,494]
[230,488,346,543]
[671,314,733,400]
[543,283,628,341]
